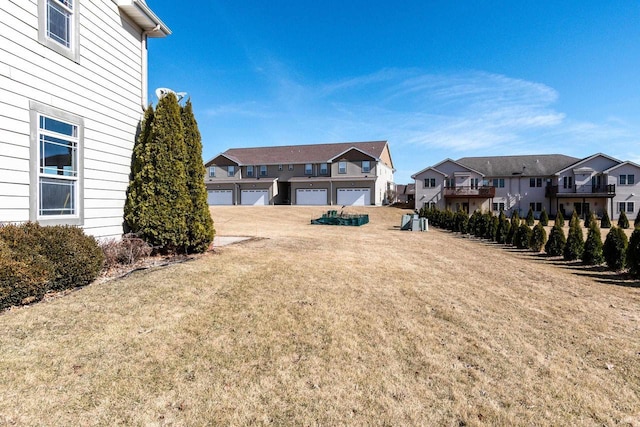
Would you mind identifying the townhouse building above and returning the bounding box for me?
[204,141,395,206]
[412,153,640,220]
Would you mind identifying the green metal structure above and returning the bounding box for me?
[311,210,369,226]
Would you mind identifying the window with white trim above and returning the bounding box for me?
[338,161,347,174]
[620,174,635,185]
[209,167,215,177]
[246,165,253,177]
[362,160,370,173]
[227,166,235,177]
[38,0,79,61]
[260,165,267,177]
[288,164,294,171]
[563,176,573,189]
[320,163,328,175]
[470,178,479,189]
[529,177,542,187]
[529,202,542,212]
[492,178,505,188]
[29,101,83,225]
[620,202,634,213]
[493,202,505,211]
[278,164,283,171]
[305,164,313,175]
[424,178,436,188]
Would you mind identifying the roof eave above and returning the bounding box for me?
[114,0,171,37]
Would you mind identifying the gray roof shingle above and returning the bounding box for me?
[456,154,580,177]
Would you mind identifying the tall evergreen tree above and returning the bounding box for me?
[545,223,566,256]
[555,210,565,228]
[584,211,594,229]
[506,211,520,245]
[582,221,604,265]
[618,210,630,229]
[628,228,640,277]
[539,208,549,226]
[514,223,532,249]
[600,210,611,229]
[530,223,547,252]
[634,213,640,229]
[603,226,627,271]
[564,212,584,261]
[124,93,190,253]
[525,207,535,226]
[181,99,215,253]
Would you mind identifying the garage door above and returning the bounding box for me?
[241,189,268,205]
[208,189,232,205]
[337,188,370,206]
[296,188,327,205]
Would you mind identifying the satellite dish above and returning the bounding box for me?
[155,87,174,99]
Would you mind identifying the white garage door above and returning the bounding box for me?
[208,190,232,205]
[296,188,327,205]
[241,189,268,205]
[337,188,370,206]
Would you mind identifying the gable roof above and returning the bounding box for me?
[207,141,392,168]
[411,158,482,179]
[555,153,621,175]
[456,154,579,177]
[603,160,640,173]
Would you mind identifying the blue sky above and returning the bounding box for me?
[146,1,640,183]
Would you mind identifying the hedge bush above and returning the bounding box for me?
[603,226,627,271]
[618,211,630,229]
[506,211,520,245]
[545,223,566,257]
[555,211,565,228]
[582,222,604,266]
[600,210,611,229]
[530,223,547,252]
[525,207,535,226]
[0,223,104,310]
[539,208,549,226]
[564,212,584,261]
[514,223,532,249]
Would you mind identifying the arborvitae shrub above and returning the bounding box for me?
[582,222,604,265]
[181,99,215,253]
[539,208,549,226]
[564,212,584,261]
[487,214,499,241]
[600,210,611,229]
[618,210,630,229]
[530,223,547,252]
[468,210,480,236]
[506,211,520,245]
[555,210,565,228]
[603,227,628,270]
[454,209,468,233]
[635,214,640,229]
[496,213,510,244]
[515,223,533,249]
[627,229,640,277]
[525,207,535,226]
[545,224,566,256]
[475,212,490,238]
[584,211,594,229]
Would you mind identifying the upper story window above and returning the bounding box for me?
[278,164,283,171]
[529,177,542,187]
[492,178,505,188]
[246,165,254,177]
[260,165,267,177]
[563,176,573,189]
[424,178,436,188]
[209,167,215,177]
[227,165,235,177]
[620,174,635,185]
[288,164,294,171]
[320,163,328,175]
[445,178,455,188]
[305,164,313,175]
[470,178,479,189]
[38,0,79,62]
[338,161,347,174]
[362,161,370,173]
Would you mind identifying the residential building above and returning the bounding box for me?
[395,183,415,207]
[0,0,170,238]
[412,153,640,220]
[204,141,395,206]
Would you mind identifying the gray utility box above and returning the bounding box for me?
[401,214,428,231]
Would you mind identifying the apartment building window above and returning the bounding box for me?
[620,202,635,213]
[278,164,283,171]
[29,101,84,225]
[620,174,635,185]
[563,176,573,189]
[260,165,267,177]
[246,165,254,177]
[227,166,235,177]
[424,178,436,188]
[338,161,347,174]
[320,163,328,175]
[445,178,454,188]
[362,160,370,173]
[492,178,505,188]
[529,202,542,212]
[305,164,313,175]
[470,178,479,189]
[492,202,505,211]
[288,164,294,171]
[530,178,542,187]
[209,167,215,177]
[38,0,79,61]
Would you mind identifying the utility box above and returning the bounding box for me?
[401,214,412,230]
[401,214,428,231]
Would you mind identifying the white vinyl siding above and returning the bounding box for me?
[37,0,80,62]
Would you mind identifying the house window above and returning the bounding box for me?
[278,164,283,171]
[305,164,313,175]
[492,178,505,188]
[288,164,294,171]
[246,165,253,177]
[445,178,455,188]
[38,0,79,61]
[260,165,267,177]
[620,174,635,185]
[29,101,83,225]
[338,161,347,174]
[209,167,215,178]
[529,202,542,211]
[320,163,328,175]
[424,178,436,188]
[492,202,505,211]
[362,161,370,173]
[227,166,235,177]
[563,176,573,189]
[470,178,479,189]
[620,202,635,213]
[530,178,542,187]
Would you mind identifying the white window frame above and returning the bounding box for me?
[628,202,635,213]
[338,161,347,174]
[320,163,328,175]
[493,202,505,212]
[29,101,83,225]
[209,166,215,178]
[278,164,283,171]
[620,174,635,185]
[492,178,505,188]
[563,176,573,189]
[288,164,294,171]
[362,160,371,173]
[260,165,267,177]
[246,165,254,177]
[228,165,235,177]
[424,178,436,188]
[38,0,80,62]
[305,163,313,175]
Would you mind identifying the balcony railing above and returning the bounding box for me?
[545,184,616,197]
[443,186,496,198]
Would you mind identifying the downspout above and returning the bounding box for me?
[140,25,160,110]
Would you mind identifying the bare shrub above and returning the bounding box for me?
[101,234,152,269]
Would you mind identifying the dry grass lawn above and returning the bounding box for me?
[1,206,639,426]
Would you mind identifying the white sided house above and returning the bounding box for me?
[413,153,640,221]
[0,0,170,238]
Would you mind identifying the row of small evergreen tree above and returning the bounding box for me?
[124,93,214,254]
[418,206,640,277]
